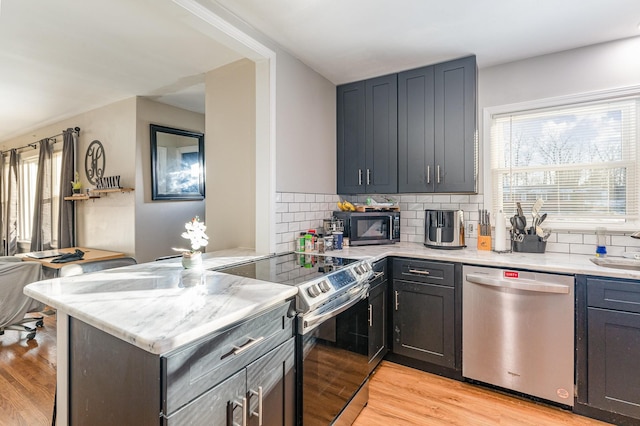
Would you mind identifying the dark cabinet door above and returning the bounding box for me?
[337,81,366,194]
[365,74,398,193]
[368,281,387,371]
[398,65,435,192]
[246,338,296,426]
[587,307,640,419]
[434,55,477,193]
[392,279,455,368]
[165,369,246,426]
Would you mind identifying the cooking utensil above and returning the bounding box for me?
[537,213,547,226]
[516,202,524,218]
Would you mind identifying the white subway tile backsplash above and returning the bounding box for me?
[275,191,629,256]
[282,193,294,203]
[557,233,583,244]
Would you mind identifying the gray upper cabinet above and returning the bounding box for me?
[337,75,397,194]
[398,65,436,192]
[398,55,477,193]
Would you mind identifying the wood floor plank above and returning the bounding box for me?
[0,312,56,426]
[354,361,611,426]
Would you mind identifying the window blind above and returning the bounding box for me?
[490,97,638,224]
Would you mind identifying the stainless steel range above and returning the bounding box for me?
[217,252,375,426]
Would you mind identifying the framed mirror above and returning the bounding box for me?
[150,124,205,200]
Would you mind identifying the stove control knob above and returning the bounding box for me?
[319,281,331,293]
[307,285,321,298]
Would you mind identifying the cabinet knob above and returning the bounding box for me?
[436,165,441,184]
[358,169,363,186]
[426,165,431,184]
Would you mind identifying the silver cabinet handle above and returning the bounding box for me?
[436,165,441,183]
[408,268,430,276]
[250,386,263,426]
[426,165,431,184]
[231,397,247,426]
[395,290,399,310]
[358,169,363,186]
[367,168,371,185]
[368,304,373,327]
[232,336,265,356]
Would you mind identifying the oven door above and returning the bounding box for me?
[348,213,396,246]
[298,291,369,426]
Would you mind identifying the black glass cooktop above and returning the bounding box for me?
[216,252,359,286]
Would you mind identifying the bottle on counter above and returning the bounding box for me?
[596,227,607,257]
[304,232,314,252]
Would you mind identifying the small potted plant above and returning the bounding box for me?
[71,172,82,195]
[174,216,209,269]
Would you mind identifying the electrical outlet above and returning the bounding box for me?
[467,222,475,237]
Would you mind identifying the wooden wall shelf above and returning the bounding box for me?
[64,188,134,201]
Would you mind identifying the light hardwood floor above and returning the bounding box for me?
[354,361,611,426]
[0,316,612,426]
[0,311,56,426]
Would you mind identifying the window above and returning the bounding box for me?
[17,150,62,244]
[490,95,639,228]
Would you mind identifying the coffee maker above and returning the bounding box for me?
[424,209,466,249]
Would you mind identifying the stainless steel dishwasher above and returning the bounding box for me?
[462,265,574,406]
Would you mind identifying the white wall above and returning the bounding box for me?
[478,36,640,193]
[135,97,206,262]
[275,52,337,194]
[0,98,138,256]
[205,59,256,251]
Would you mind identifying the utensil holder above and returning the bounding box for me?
[512,234,547,253]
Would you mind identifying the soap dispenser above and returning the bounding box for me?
[595,227,607,257]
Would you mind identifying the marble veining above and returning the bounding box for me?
[336,242,640,280]
[25,244,640,356]
[25,249,297,355]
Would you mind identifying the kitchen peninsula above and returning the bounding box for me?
[25,243,640,425]
[24,248,298,425]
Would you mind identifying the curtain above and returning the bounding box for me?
[30,139,53,251]
[58,128,76,248]
[0,153,5,255]
[4,150,19,255]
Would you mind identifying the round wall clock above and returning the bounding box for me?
[84,140,105,185]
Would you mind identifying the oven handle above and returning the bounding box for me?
[301,285,370,333]
[465,273,570,294]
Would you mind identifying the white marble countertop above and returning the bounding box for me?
[332,242,640,280]
[24,248,297,355]
[24,244,639,357]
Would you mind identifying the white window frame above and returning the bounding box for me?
[483,85,640,233]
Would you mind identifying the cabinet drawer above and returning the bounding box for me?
[370,258,388,289]
[587,277,640,313]
[393,258,454,286]
[162,300,295,415]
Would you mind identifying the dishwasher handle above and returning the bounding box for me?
[465,273,570,294]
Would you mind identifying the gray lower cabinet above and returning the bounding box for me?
[577,276,640,423]
[397,55,477,193]
[368,259,388,372]
[391,258,459,370]
[69,300,295,426]
[166,338,295,426]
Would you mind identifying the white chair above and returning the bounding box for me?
[0,260,45,340]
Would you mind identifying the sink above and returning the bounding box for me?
[590,257,640,271]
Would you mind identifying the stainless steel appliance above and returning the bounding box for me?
[424,209,465,249]
[462,265,574,406]
[332,211,400,246]
[217,253,375,425]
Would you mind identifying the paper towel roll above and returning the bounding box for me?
[494,210,507,252]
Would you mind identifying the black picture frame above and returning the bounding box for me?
[150,124,205,200]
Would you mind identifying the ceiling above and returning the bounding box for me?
[2,0,639,144]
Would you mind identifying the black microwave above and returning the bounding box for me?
[332,211,400,246]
